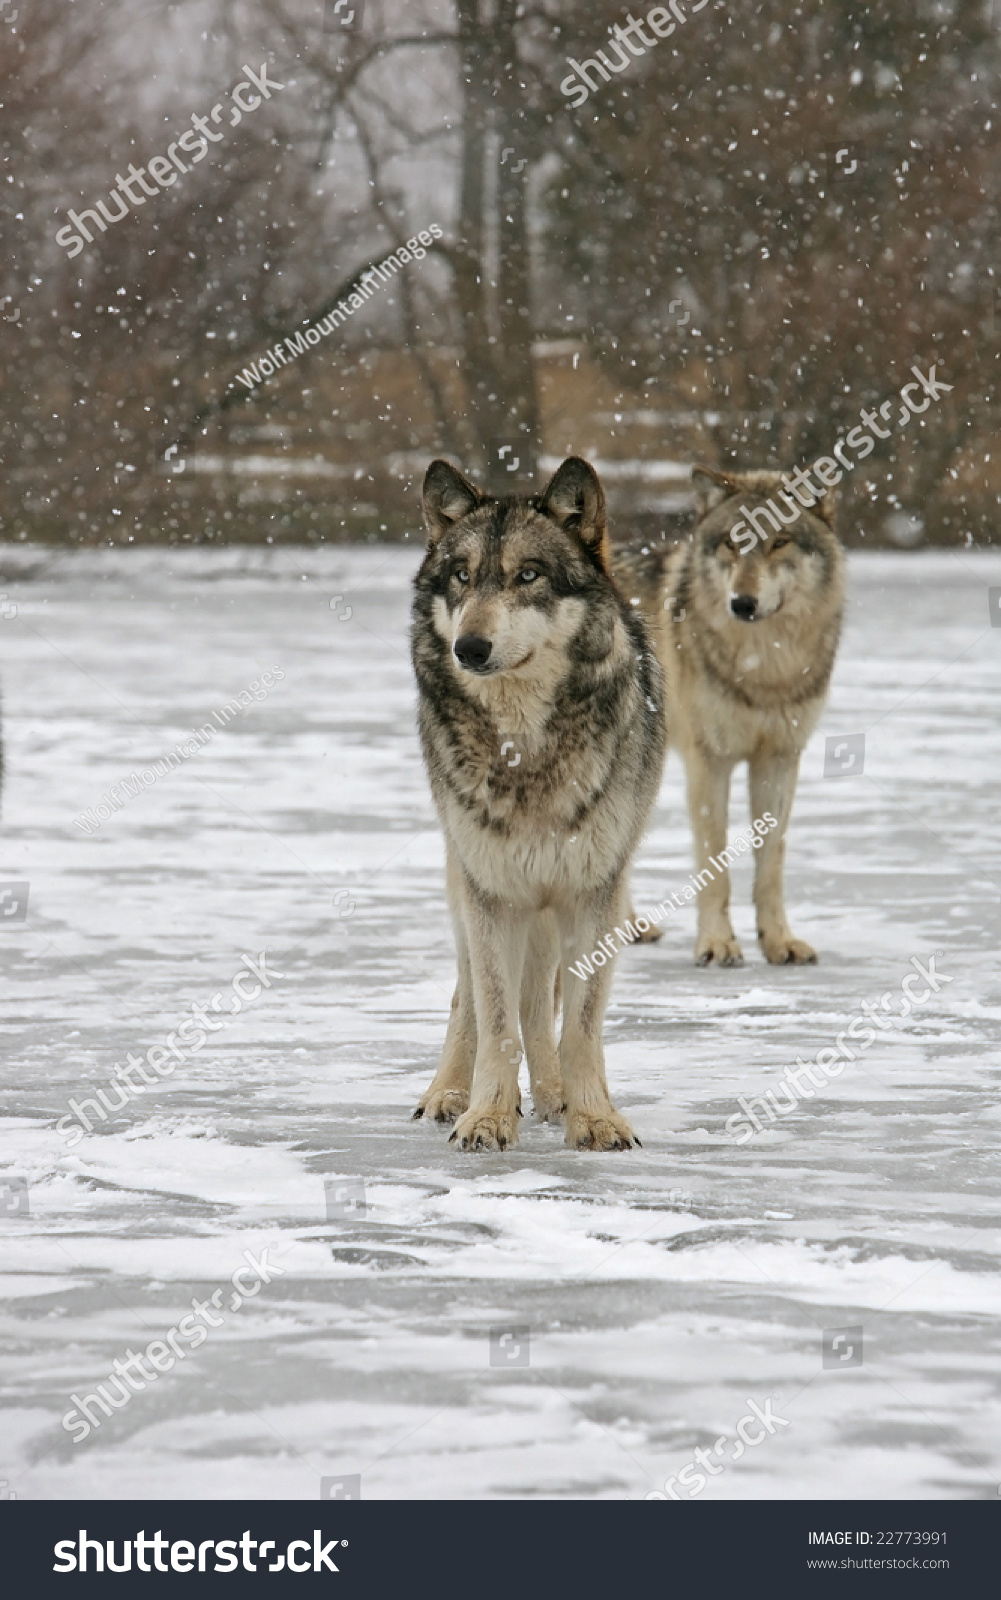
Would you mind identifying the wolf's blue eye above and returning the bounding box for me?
[454,567,470,583]
[518,568,539,584]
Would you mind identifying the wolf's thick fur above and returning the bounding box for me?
[411,457,664,1151]
[654,466,845,966]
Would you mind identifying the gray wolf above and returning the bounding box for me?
[411,456,665,1150]
[653,466,845,967]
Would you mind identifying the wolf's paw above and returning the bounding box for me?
[759,932,818,966]
[695,935,744,968]
[448,1106,520,1152]
[413,1086,470,1124]
[625,912,662,945]
[531,1080,566,1123]
[564,1107,639,1151]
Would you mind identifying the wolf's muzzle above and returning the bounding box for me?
[453,634,493,672]
[730,594,758,622]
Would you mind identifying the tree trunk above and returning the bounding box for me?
[454,0,538,492]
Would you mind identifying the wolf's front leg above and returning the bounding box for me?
[413,974,476,1124]
[685,748,742,966]
[414,852,476,1123]
[749,753,817,964]
[448,884,528,1152]
[520,911,564,1122]
[558,885,638,1150]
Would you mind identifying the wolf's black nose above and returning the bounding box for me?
[454,633,493,671]
[730,594,758,622]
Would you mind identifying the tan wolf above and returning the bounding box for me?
[654,466,845,967]
[411,457,665,1150]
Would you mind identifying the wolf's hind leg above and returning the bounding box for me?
[414,856,476,1123]
[749,753,817,965]
[521,911,564,1122]
[686,749,742,966]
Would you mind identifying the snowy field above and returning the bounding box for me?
[0,541,1000,1502]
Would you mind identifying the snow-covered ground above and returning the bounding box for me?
[0,542,999,1501]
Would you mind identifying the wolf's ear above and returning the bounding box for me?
[691,465,748,515]
[537,456,609,569]
[422,460,484,545]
